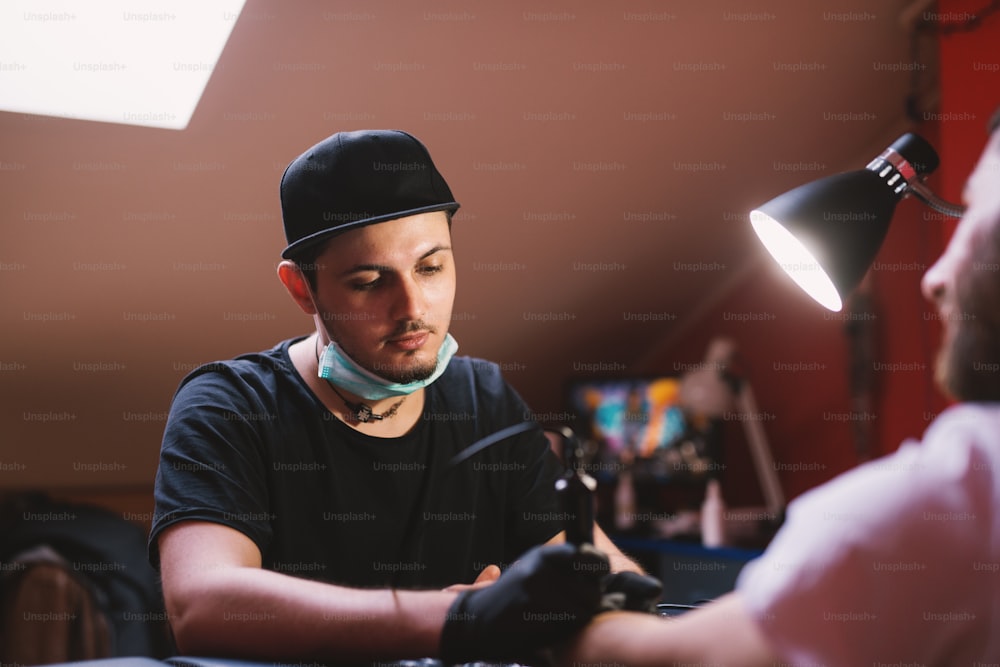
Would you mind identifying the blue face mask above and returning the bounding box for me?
[318,333,459,400]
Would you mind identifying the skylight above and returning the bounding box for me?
[0,1,245,130]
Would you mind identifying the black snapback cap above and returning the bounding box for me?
[279,129,460,259]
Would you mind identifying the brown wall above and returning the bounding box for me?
[4,0,993,523]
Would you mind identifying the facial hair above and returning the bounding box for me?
[335,320,441,385]
[935,234,1000,402]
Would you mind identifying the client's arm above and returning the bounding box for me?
[560,592,779,667]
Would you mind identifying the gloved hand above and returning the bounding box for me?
[600,570,663,613]
[439,542,610,665]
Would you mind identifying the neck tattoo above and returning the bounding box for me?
[314,336,406,423]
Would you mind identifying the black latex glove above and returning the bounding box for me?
[600,570,663,613]
[439,542,610,665]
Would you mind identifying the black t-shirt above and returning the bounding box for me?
[149,338,565,589]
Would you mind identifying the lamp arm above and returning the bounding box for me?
[905,180,966,219]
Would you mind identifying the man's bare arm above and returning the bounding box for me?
[593,523,647,574]
[560,592,779,667]
[544,524,647,574]
[159,520,457,661]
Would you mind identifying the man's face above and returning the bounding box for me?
[311,211,456,384]
[921,131,1000,401]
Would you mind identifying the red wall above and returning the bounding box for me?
[938,0,1000,217]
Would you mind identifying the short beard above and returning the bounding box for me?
[326,318,442,385]
[371,354,439,384]
[936,318,1000,402]
[935,235,1000,402]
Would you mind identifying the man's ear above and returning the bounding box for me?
[277,260,318,315]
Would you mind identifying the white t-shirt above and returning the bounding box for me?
[737,403,1000,666]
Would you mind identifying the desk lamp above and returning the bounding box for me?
[749,133,965,311]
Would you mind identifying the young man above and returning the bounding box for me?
[560,120,1000,665]
[150,130,649,663]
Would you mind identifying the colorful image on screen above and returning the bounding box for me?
[569,377,687,457]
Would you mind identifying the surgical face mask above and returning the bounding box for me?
[318,333,459,400]
[300,268,458,400]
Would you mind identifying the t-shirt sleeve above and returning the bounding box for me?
[148,367,275,567]
[736,412,997,665]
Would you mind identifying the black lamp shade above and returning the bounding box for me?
[751,169,899,311]
[749,133,947,311]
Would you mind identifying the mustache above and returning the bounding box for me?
[386,320,436,339]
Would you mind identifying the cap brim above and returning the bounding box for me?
[280,201,460,260]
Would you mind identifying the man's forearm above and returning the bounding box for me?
[168,566,457,661]
[606,549,645,574]
[592,525,646,574]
